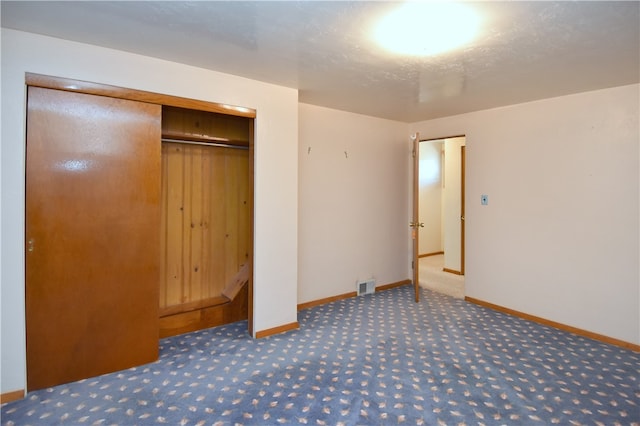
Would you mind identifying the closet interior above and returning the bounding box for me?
[159,106,252,338]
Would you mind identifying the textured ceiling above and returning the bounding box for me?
[2,1,639,122]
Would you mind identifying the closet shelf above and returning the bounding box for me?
[161,131,249,147]
[159,296,230,318]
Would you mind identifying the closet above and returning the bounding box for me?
[24,74,254,391]
[159,107,252,337]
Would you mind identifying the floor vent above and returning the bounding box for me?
[357,279,376,296]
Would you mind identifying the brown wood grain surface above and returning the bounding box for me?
[26,73,256,118]
[25,87,162,391]
[159,142,250,315]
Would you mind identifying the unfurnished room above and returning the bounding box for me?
[1,1,638,425]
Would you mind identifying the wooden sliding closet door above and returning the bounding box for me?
[25,87,162,391]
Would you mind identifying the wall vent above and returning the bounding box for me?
[357,279,376,296]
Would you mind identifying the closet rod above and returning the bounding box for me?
[161,138,249,150]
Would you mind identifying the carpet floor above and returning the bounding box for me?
[2,285,639,425]
[419,255,465,299]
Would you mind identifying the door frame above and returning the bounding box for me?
[460,145,466,275]
[412,134,420,302]
[415,134,466,276]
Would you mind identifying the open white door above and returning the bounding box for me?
[410,134,423,302]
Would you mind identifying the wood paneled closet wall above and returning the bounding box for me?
[24,74,254,391]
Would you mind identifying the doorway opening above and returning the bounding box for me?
[417,136,465,298]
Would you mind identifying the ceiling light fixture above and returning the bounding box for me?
[373,2,481,56]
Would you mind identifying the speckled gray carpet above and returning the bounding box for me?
[2,285,639,425]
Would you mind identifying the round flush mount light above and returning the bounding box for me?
[373,2,481,56]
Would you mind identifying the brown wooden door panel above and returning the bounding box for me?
[26,87,161,391]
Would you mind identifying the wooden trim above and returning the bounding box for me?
[465,297,640,352]
[25,73,256,118]
[247,120,255,337]
[419,251,444,258]
[376,279,412,292]
[297,280,412,311]
[1,389,24,404]
[298,292,357,311]
[255,322,299,338]
[443,268,463,275]
[419,134,466,143]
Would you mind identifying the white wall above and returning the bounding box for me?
[419,141,443,254]
[442,137,465,272]
[1,29,299,394]
[298,103,409,303]
[411,84,640,345]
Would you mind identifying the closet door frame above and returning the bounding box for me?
[25,73,257,337]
